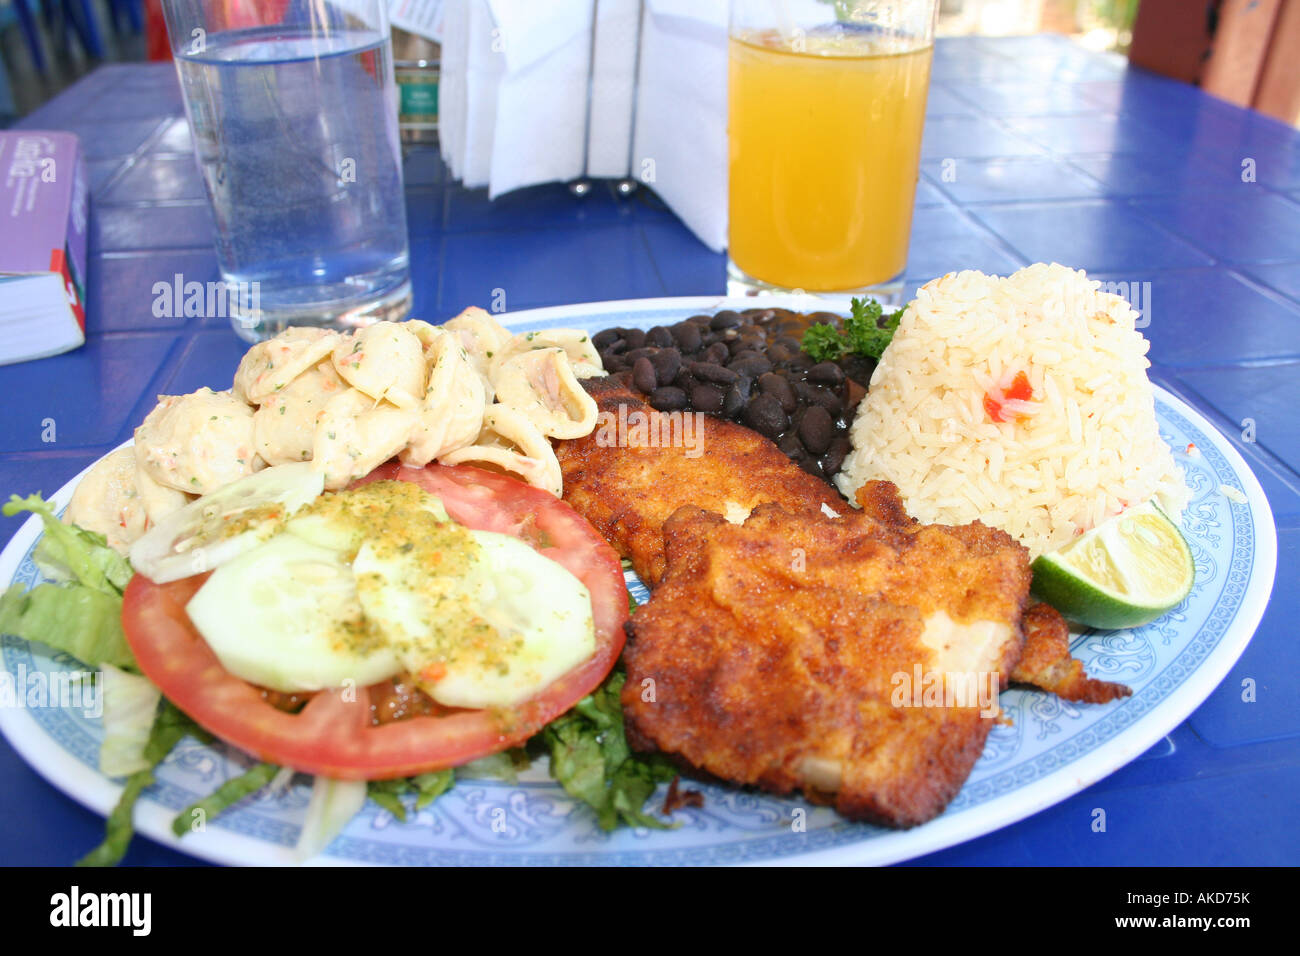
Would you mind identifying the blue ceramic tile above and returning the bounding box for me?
[1172,362,1300,478]
[966,200,1214,272]
[1186,525,1300,747]
[1088,268,1300,367]
[641,220,726,297]
[85,158,129,195]
[89,251,224,332]
[408,237,441,319]
[920,115,1044,160]
[924,156,1102,203]
[949,81,1109,116]
[1148,368,1300,521]
[1065,151,1250,197]
[443,181,627,232]
[1002,113,1184,156]
[52,118,168,160]
[101,154,208,203]
[0,333,181,452]
[91,202,217,253]
[923,84,977,117]
[1240,262,1300,304]
[404,188,445,238]
[149,330,250,403]
[1130,191,1300,264]
[151,117,196,155]
[403,148,449,187]
[0,452,103,528]
[1144,108,1300,191]
[913,177,947,207]
[903,204,1025,279]
[439,223,663,314]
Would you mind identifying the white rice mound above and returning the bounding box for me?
[835,263,1190,559]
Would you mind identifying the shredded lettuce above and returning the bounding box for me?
[455,748,530,784]
[0,493,137,671]
[0,582,136,671]
[294,777,369,862]
[171,762,280,837]
[3,494,132,594]
[98,665,162,777]
[367,770,456,821]
[540,669,677,831]
[77,702,206,867]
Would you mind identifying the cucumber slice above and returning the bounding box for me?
[354,529,595,709]
[186,533,401,692]
[129,462,324,583]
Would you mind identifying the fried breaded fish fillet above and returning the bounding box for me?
[555,379,843,586]
[854,480,1130,705]
[623,485,1032,828]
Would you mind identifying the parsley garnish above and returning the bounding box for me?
[801,297,904,363]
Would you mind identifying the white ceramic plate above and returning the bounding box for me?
[0,296,1278,866]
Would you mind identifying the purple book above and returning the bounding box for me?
[0,130,88,365]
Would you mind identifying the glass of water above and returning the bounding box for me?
[161,0,412,342]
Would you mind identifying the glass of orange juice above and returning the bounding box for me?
[728,0,937,299]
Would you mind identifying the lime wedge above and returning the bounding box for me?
[1031,500,1194,629]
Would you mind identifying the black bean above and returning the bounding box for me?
[767,344,793,364]
[625,346,657,366]
[672,365,695,389]
[729,355,772,378]
[648,386,689,412]
[808,311,840,326]
[649,348,681,385]
[691,383,725,414]
[722,382,747,418]
[798,405,834,455]
[602,354,627,373]
[729,348,761,363]
[632,357,658,394]
[786,352,813,371]
[796,382,843,416]
[776,335,803,352]
[592,328,621,350]
[726,336,751,356]
[798,456,825,479]
[671,322,703,353]
[690,362,739,385]
[822,435,850,476]
[807,361,845,387]
[710,310,742,330]
[777,433,804,458]
[758,372,797,414]
[687,313,713,326]
[751,309,778,325]
[744,394,787,439]
[647,326,674,348]
[622,328,647,349]
[702,342,730,365]
[604,339,629,356]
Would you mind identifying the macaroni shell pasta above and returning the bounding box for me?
[490,347,598,440]
[65,447,150,553]
[313,388,418,490]
[492,329,605,380]
[441,403,563,498]
[232,327,341,405]
[332,322,426,410]
[135,388,262,495]
[401,330,486,467]
[443,307,511,397]
[253,362,345,466]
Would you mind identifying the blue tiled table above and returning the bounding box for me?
[2,34,1297,866]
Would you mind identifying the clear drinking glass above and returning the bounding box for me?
[161,0,412,342]
[728,0,937,302]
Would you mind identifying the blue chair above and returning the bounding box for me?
[4,0,48,73]
[8,0,106,74]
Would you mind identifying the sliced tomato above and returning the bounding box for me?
[122,462,627,780]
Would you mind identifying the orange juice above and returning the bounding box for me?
[728,31,932,291]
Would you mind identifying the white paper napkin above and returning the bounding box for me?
[632,0,729,251]
[587,0,640,179]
